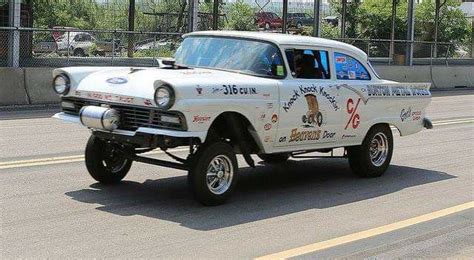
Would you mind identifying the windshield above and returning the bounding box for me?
[174,36,286,78]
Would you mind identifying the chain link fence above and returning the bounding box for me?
[1,27,472,68]
[0,27,182,67]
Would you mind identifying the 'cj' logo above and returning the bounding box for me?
[106,77,128,84]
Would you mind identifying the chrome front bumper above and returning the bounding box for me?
[52,112,207,141]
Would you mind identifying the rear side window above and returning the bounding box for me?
[334,52,371,80]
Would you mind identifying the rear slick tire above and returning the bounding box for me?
[347,124,393,178]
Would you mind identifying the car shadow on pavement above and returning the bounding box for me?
[65,158,455,231]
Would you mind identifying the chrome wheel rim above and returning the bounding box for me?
[206,155,234,195]
[369,132,389,167]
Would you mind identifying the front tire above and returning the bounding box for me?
[85,135,132,184]
[188,142,238,206]
[347,124,393,178]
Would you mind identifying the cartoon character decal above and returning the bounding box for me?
[302,94,323,127]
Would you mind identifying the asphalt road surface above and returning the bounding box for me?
[1,90,473,259]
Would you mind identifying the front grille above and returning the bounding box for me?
[61,97,185,131]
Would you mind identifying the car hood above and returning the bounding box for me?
[59,66,278,105]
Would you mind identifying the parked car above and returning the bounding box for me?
[323,15,339,27]
[52,31,432,206]
[33,34,57,55]
[134,39,173,51]
[56,32,119,57]
[288,12,314,29]
[256,12,282,30]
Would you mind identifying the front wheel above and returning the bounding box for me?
[347,124,393,178]
[85,135,132,184]
[188,142,238,206]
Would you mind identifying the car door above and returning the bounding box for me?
[275,47,343,149]
[332,51,374,145]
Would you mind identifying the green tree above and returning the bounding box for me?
[329,0,471,57]
[225,0,257,31]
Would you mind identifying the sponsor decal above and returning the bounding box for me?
[336,56,346,63]
[319,87,340,111]
[348,71,356,80]
[271,114,278,123]
[367,85,391,97]
[289,128,321,142]
[143,99,153,106]
[400,107,422,122]
[283,85,339,112]
[264,136,273,143]
[196,86,203,95]
[322,130,336,139]
[266,103,274,109]
[264,123,272,131]
[283,89,300,112]
[400,107,412,122]
[412,111,422,121]
[391,86,412,96]
[193,115,211,124]
[342,134,356,139]
[263,93,271,97]
[411,88,430,96]
[345,98,361,129]
[221,85,257,95]
[86,92,134,103]
[106,77,128,84]
[259,113,266,121]
[278,136,287,142]
[367,85,431,97]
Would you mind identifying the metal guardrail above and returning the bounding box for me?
[0,27,471,68]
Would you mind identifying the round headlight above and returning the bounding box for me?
[154,85,175,109]
[53,74,70,95]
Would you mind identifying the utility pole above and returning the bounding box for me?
[341,0,347,38]
[8,0,21,68]
[187,0,198,32]
[127,0,135,58]
[282,0,288,33]
[212,0,219,30]
[406,0,415,66]
[390,0,397,61]
[313,0,321,37]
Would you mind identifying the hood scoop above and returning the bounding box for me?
[160,58,189,70]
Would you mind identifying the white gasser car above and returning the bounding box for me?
[53,31,432,205]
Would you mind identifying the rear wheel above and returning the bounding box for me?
[73,48,85,57]
[188,142,238,206]
[258,153,290,164]
[347,124,393,178]
[85,135,132,184]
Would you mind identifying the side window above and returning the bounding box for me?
[286,49,330,79]
[83,34,92,42]
[334,52,371,80]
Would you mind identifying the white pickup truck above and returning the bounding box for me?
[52,31,432,205]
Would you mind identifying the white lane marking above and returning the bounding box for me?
[0,148,189,170]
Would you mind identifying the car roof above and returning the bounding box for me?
[184,31,368,61]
